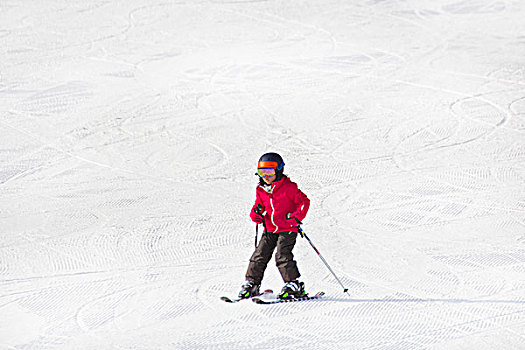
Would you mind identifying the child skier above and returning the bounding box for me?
[238,152,310,299]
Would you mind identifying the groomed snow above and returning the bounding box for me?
[1,0,524,349]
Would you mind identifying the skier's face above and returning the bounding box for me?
[263,174,276,184]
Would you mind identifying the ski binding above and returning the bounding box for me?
[220,289,273,303]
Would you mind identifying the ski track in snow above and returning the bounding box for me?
[1,0,524,349]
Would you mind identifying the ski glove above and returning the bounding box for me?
[286,213,302,226]
[252,205,265,224]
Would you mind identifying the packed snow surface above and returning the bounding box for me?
[1,0,525,349]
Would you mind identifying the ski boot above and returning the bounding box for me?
[238,280,260,299]
[278,280,306,299]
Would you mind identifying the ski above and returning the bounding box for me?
[220,289,273,303]
[252,291,325,304]
[220,296,244,303]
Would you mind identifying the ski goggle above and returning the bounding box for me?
[257,168,276,177]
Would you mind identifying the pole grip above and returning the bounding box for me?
[287,213,302,225]
[254,204,267,232]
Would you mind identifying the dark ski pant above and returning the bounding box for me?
[245,231,300,285]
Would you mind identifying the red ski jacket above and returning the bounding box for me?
[250,176,310,233]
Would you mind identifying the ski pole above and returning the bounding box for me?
[288,215,349,294]
[255,223,259,248]
[299,226,348,293]
[254,204,267,248]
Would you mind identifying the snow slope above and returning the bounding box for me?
[1,0,524,349]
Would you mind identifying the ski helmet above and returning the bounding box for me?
[258,152,285,172]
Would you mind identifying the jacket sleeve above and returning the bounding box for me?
[250,190,265,222]
[289,184,310,223]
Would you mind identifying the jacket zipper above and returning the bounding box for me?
[270,198,278,233]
